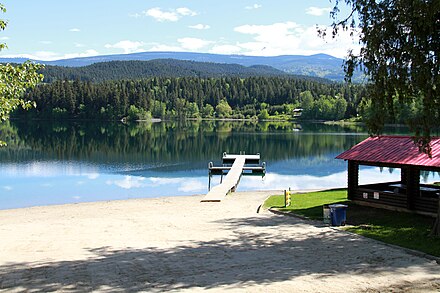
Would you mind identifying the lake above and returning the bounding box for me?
[0,120,435,210]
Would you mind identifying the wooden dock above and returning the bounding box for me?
[201,153,263,202]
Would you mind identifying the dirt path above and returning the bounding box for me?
[0,191,439,292]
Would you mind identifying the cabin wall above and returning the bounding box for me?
[413,197,439,214]
[346,160,440,216]
[354,185,407,208]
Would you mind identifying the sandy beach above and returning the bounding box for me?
[0,190,439,292]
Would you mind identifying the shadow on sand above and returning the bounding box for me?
[1,215,439,292]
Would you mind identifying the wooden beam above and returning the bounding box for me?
[347,161,359,200]
[405,167,420,210]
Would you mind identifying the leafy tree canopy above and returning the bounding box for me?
[0,3,43,145]
[215,99,233,118]
[329,0,439,154]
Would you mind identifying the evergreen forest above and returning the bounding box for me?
[9,60,373,121]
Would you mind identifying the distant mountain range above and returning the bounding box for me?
[0,52,357,81]
[40,59,305,83]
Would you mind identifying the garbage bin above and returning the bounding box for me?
[329,204,348,226]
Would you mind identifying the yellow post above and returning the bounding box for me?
[284,190,291,207]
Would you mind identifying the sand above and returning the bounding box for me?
[0,190,439,292]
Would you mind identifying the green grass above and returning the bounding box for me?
[263,189,440,257]
[262,189,348,219]
[264,114,293,121]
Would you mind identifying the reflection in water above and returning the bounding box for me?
[0,120,366,166]
[0,120,421,210]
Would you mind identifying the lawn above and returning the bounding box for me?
[262,189,348,219]
[263,189,440,257]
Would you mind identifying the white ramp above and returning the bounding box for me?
[201,156,246,202]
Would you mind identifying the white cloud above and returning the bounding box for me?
[2,49,100,61]
[233,22,303,55]
[297,25,361,58]
[176,7,197,16]
[239,172,347,190]
[245,4,262,10]
[0,162,101,177]
[52,20,360,59]
[145,7,179,22]
[0,162,71,176]
[105,175,206,193]
[144,7,197,22]
[231,22,360,58]
[129,13,142,18]
[145,37,213,53]
[146,43,184,52]
[178,180,205,193]
[210,44,242,55]
[189,24,210,30]
[62,49,99,59]
[74,42,85,48]
[106,176,146,189]
[87,173,99,180]
[177,37,212,50]
[148,177,183,186]
[234,21,301,38]
[32,51,59,60]
[3,186,12,191]
[69,28,80,32]
[143,21,359,58]
[239,167,402,191]
[306,7,332,16]
[105,40,145,54]
[147,177,205,193]
[0,36,9,40]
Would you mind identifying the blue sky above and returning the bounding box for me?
[0,0,358,61]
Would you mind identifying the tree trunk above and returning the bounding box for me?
[430,196,440,237]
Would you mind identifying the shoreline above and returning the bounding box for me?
[0,192,208,213]
[0,189,324,212]
[1,190,439,292]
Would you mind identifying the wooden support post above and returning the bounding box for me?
[401,167,407,185]
[405,166,420,210]
[347,161,359,200]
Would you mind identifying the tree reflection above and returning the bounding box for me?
[0,120,367,166]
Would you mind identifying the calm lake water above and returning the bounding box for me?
[0,120,436,210]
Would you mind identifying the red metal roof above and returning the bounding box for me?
[336,136,440,167]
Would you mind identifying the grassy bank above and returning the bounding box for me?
[263,189,440,257]
[263,189,348,219]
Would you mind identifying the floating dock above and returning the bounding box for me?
[201,153,265,202]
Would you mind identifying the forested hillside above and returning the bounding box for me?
[40,59,293,83]
[0,52,355,81]
[18,76,366,121]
